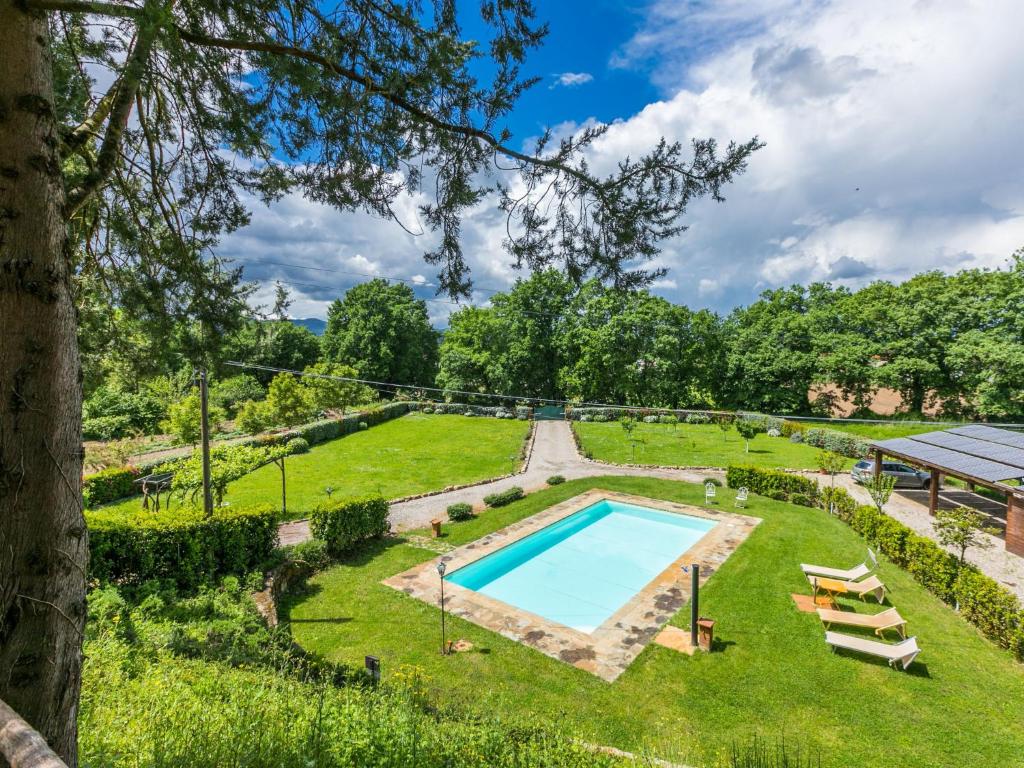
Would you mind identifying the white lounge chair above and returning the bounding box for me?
[817,606,907,639]
[825,631,920,670]
[801,548,878,581]
[810,574,887,603]
[704,482,717,505]
[734,487,748,508]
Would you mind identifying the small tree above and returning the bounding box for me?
[866,473,897,513]
[717,415,733,442]
[302,362,365,414]
[267,373,314,427]
[934,506,998,567]
[236,399,275,436]
[734,419,764,453]
[160,393,225,446]
[817,450,846,489]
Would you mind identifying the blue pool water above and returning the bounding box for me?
[446,499,716,633]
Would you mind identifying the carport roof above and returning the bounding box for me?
[871,426,1024,485]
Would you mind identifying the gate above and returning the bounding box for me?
[534,405,565,421]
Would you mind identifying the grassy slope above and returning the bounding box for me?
[791,420,952,439]
[574,422,855,470]
[93,414,530,520]
[285,476,1024,768]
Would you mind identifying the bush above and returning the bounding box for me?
[767,489,788,501]
[286,538,331,570]
[781,420,803,438]
[83,415,136,441]
[83,385,166,437]
[703,477,723,487]
[83,467,140,508]
[789,431,804,443]
[310,496,389,556]
[726,465,818,500]
[87,505,279,590]
[210,375,265,416]
[447,503,475,521]
[286,437,310,454]
[546,475,566,485]
[236,399,274,436]
[790,492,813,507]
[803,427,871,459]
[685,412,711,424]
[483,486,524,507]
[162,393,226,446]
[359,421,368,430]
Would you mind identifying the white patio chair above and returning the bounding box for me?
[735,487,748,508]
[705,481,717,505]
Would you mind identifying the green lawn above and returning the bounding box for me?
[574,421,854,470]
[792,420,955,439]
[284,476,1024,768]
[95,414,530,519]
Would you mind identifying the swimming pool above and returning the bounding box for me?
[446,498,717,633]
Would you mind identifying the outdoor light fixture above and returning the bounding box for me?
[437,560,448,655]
[682,563,700,648]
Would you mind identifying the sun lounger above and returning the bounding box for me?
[801,548,877,581]
[817,606,907,639]
[825,631,920,670]
[810,574,886,603]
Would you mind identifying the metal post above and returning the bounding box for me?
[198,369,213,517]
[440,576,446,654]
[690,563,700,648]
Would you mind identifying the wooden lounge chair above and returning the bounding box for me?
[817,606,907,639]
[801,548,877,581]
[825,631,920,670]
[810,574,886,603]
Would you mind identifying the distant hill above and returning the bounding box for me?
[291,317,327,336]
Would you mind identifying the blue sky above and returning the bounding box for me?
[223,0,1024,325]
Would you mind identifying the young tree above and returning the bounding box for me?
[235,399,275,436]
[301,362,365,415]
[717,415,733,442]
[734,419,764,453]
[934,506,998,568]
[866,473,897,513]
[0,1,759,758]
[817,450,846,489]
[266,374,313,427]
[160,393,225,446]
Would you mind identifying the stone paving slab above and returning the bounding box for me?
[384,489,760,681]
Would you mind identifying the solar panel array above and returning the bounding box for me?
[872,425,1024,483]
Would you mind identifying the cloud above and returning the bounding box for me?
[552,72,594,88]
[827,255,872,280]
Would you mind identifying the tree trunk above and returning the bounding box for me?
[0,4,86,766]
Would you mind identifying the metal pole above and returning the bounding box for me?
[440,577,446,654]
[690,563,700,649]
[198,369,213,517]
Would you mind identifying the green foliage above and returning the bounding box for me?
[934,506,998,565]
[286,437,310,455]
[222,321,321,386]
[815,450,846,480]
[87,505,279,590]
[83,467,140,508]
[865,473,897,512]
[734,418,764,451]
[161,393,226,446]
[267,373,314,427]
[167,444,278,507]
[728,736,820,768]
[483,486,525,507]
[301,361,369,413]
[209,375,265,416]
[726,465,818,500]
[446,502,475,521]
[286,539,332,571]
[83,385,167,439]
[546,475,566,485]
[235,399,274,435]
[310,496,389,556]
[802,427,870,458]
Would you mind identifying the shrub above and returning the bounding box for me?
[592,413,609,423]
[83,415,136,441]
[546,475,566,485]
[781,420,803,438]
[790,492,813,507]
[83,385,166,437]
[789,431,804,443]
[83,467,140,508]
[162,394,226,445]
[310,496,389,556]
[579,414,592,422]
[515,406,531,420]
[703,477,723,487]
[803,427,871,459]
[286,538,331,571]
[298,418,342,445]
[359,421,368,430]
[236,399,274,436]
[210,375,265,416]
[659,414,678,425]
[447,503,475,521]
[483,486,524,507]
[87,505,279,590]
[820,486,857,520]
[767,489,788,501]
[642,415,659,424]
[286,437,310,454]
[726,465,818,500]
[685,412,711,424]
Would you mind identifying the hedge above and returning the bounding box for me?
[726,465,819,504]
[309,495,389,556]
[446,502,475,521]
[83,466,141,508]
[483,486,524,507]
[88,505,279,590]
[814,486,1024,660]
[802,427,871,459]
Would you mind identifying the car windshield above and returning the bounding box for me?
[854,460,871,469]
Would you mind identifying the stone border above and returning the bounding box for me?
[384,489,760,681]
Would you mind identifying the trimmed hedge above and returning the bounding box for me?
[310,495,389,556]
[483,486,524,507]
[83,466,141,508]
[726,465,819,504]
[814,486,1024,660]
[802,427,871,459]
[546,475,566,485]
[88,505,279,589]
[446,502,475,521]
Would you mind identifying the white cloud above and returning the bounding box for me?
[552,72,594,88]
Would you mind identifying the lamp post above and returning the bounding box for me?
[437,560,448,655]
[682,563,699,648]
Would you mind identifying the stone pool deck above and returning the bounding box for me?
[384,489,760,681]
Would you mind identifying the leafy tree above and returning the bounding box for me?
[82,384,166,438]
[436,307,507,398]
[222,321,321,385]
[816,450,846,489]
[321,280,439,387]
[934,506,998,568]
[235,399,274,436]
[865,473,897,513]
[734,419,764,453]
[1,0,757,755]
[266,374,314,428]
[301,362,367,414]
[210,375,266,416]
[161,393,225,446]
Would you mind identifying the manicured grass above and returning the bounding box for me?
[95,414,530,519]
[574,421,854,470]
[285,476,1024,768]
[792,420,955,439]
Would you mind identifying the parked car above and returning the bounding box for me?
[852,460,933,489]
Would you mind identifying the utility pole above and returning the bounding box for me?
[198,369,213,518]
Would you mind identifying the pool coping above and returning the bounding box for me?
[383,489,761,681]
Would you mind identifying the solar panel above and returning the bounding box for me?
[871,436,1022,483]
[909,431,1024,471]
[948,424,1024,450]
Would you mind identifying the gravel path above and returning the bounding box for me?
[279,422,1024,604]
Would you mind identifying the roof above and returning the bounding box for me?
[871,426,1024,485]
